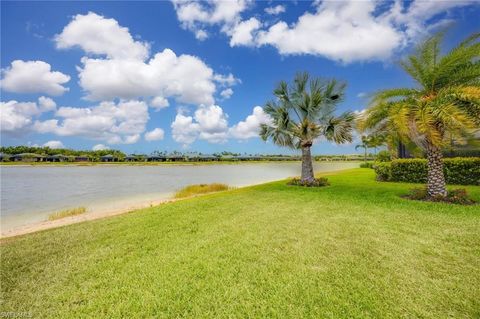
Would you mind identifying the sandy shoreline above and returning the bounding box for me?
[0,197,180,239]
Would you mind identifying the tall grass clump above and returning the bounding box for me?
[48,207,87,221]
[174,183,230,199]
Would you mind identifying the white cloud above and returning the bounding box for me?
[256,1,403,63]
[229,106,272,139]
[172,0,250,30]
[171,113,199,146]
[55,12,149,60]
[77,49,217,105]
[92,144,109,151]
[54,12,237,106]
[1,60,70,96]
[43,140,64,149]
[265,5,285,15]
[33,100,149,145]
[150,96,169,110]
[229,17,261,47]
[220,88,234,99]
[171,104,229,146]
[38,96,57,112]
[172,0,475,63]
[213,73,241,87]
[195,30,208,41]
[145,128,165,141]
[0,97,56,134]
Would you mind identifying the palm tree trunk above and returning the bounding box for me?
[301,144,314,183]
[364,147,367,163]
[426,144,447,197]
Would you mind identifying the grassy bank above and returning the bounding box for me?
[1,169,479,318]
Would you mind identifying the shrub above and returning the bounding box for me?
[360,162,374,169]
[391,159,428,183]
[376,150,391,162]
[373,162,391,181]
[48,207,87,221]
[174,183,230,198]
[403,187,476,205]
[288,177,330,187]
[374,157,480,185]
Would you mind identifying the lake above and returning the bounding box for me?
[0,162,358,231]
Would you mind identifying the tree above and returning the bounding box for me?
[360,31,480,197]
[355,135,371,162]
[260,72,355,184]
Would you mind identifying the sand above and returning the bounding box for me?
[0,197,178,239]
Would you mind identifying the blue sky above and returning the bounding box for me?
[1,1,478,155]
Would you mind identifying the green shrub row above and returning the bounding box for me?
[373,157,480,185]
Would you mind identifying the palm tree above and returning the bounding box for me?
[355,135,371,162]
[360,31,480,197]
[260,72,355,184]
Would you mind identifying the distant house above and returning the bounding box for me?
[147,155,167,162]
[235,155,262,161]
[11,153,45,162]
[166,154,184,162]
[74,155,90,162]
[125,155,147,162]
[46,154,72,162]
[0,153,11,162]
[100,154,119,162]
[187,154,218,162]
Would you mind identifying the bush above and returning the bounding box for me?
[373,157,480,185]
[288,177,330,187]
[376,150,391,162]
[360,162,374,169]
[403,187,476,205]
[373,162,391,181]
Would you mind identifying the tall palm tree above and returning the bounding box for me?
[260,72,355,184]
[355,135,371,162]
[360,31,480,197]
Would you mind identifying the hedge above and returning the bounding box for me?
[373,157,480,185]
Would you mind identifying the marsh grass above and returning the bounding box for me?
[47,207,87,221]
[174,183,230,198]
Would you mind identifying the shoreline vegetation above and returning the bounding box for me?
[0,159,363,167]
[1,169,479,317]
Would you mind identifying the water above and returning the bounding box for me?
[0,162,357,231]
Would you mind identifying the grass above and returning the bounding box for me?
[47,207,87,221]
[174,183,230,198]
[1,169,479,318]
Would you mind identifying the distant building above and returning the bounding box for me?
[0,153,11,162]
[147,155,167,162]
[11,153,45,162]
[46,154,73,162]
[74,155,90,162]
[166,154,184,162]
[100,154,119,162]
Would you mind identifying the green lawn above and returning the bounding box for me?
[1,169,479,318]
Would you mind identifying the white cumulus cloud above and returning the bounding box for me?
[265,5,285,15]
[1,60,70,96]
[220,88,234,99]
[1,97,56,134]
[171,104,229,146]
[145,128,165,141]
[229,106,272,139]
[92,144,109,151]
[55,12,150,60]
[43,140,65,149]
[33,100,149,145]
